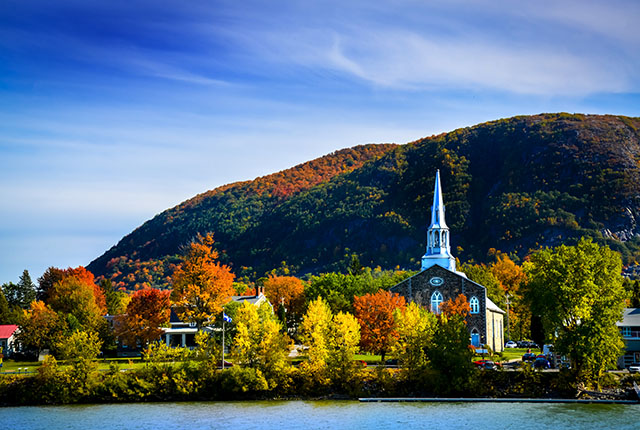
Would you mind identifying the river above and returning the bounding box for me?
[2,400,638,430]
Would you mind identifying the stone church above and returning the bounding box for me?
[389,171,505,352]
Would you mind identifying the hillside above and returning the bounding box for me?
[88,114,640,290]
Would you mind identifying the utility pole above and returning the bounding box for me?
[505,293,511,341]
[222,311,232,370]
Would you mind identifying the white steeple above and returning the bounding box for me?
[421,170,457,272]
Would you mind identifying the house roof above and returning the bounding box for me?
[486,298,506,314]
[0,324,19,339]
[617,308,640,327]
[231,294,267,305]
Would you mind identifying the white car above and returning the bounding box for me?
[505,341,518,348]
[628,364,640,373]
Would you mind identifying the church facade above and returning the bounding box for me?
[389,170,505,352]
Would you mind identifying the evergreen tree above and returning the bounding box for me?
[0,288,11,324]
[2,270,36,309]
[18,270,36,308]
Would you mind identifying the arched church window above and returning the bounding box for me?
[434,232,439,247]
[431,290,443,314]
[470,296,480,314]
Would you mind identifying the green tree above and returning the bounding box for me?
[428,312,474,393]
[99,279,130,315]
[2,270,36,309]
[623,278,640,307]
[0,288,12,324]
[525,238,626,385]
[458,262,503,306]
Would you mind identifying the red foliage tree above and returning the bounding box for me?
[353,290,406,361]
[440,294,471,319]
[116,288,171,347]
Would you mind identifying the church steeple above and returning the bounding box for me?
[421,170,457,272]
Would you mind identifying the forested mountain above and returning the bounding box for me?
[87,114,640,290]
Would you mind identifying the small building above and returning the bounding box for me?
[162,288,270,348]
[617,308,640,368]
[0,325,19,357]
[389,170,505,352]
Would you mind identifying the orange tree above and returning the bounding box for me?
[171,233,235,328]
[262,275,305,330]
[17,301,64,357]
[353,290,406,362]
[116,289,171,347]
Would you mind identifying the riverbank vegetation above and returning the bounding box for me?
[1,235,638,405]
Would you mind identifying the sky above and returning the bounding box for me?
[1,0,640,284]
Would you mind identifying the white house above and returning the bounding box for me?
[163,288,270,348]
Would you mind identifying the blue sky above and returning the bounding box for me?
[1,0,639,283]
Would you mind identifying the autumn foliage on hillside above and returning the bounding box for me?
[88,114,640,291]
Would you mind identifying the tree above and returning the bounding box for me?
[48,275,104,332]
[262,275,305,330]
[99,279,130,315]
[353,290,406,362]
[231,301,289,387]
[525,238,627,385]
[171,233,235,328]
[491,254,528,341]
[299,297,333,385]
[56,330,103,361]
[428,312,475,393]
[327,311,361,388]
[116,289,171,348]
[0,288,12,324]
[2,269,36,309]
[440,294,470,318]
[37,267,65,302]
[17,301,63,357]
[458,262,503,306]
[623,278,640,307]
[392,302,437,377]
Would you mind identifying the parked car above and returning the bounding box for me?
[505,341,518,348]
[521,352,537,362]
[628,364,640,374]
[533,357,550,369]
[474,360,501,370]
[517,340,539,349]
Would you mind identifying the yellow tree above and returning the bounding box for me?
[327,311,361,387]
[171,233,235,328]
[392,302,437,377]
[299,297,333,385]
[231,302,290,388]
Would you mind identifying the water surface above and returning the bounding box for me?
[2,400,638,430]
